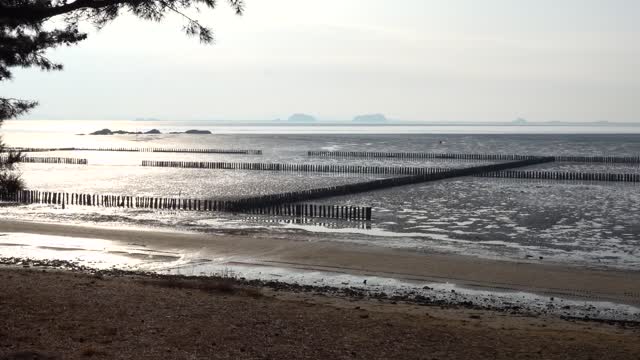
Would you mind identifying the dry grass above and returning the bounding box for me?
[239,286,264,298]
[80,347,104,357]
[140,267,263,298]
[0,352,58,360]
[140,276,262,298]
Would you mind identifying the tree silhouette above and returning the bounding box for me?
[0,0,244,119]
[0,127,23,196]
[0,0,244,193]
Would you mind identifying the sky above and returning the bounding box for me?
[3,0,640,122]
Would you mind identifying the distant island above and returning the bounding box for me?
[352,114,389,124]
[88,129,212,135]
[288,113,317,123]
[512,118,527,125]
[175,129,212,135]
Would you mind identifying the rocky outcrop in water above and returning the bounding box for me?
[89,129,161,135]
[89,129,211,135]
[184,129,212,134]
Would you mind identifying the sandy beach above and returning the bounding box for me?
[2,219,640,358]
[0,266,639,359]
[1,219,639,307]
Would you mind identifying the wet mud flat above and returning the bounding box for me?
[18,165,388,199]
[3,174,639,271]
[314,177,640,269]
[1,259,640,360]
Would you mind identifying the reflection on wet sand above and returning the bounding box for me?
[1,222,639,322]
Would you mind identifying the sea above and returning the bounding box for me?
[1,120,639,273]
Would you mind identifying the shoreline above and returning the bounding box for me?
[2,219,640,308]
[2,256,639,325]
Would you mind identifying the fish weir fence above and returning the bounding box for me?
[222,157,555,213]
[0,190,372,222]
[142,159,639,183]
[141,160,453,176]
[308,151,541,161]
[140,148,262,155]
[3,147,76,153]
[478,170,640,183]
[0,158,551,221]
[307,151,640,164]
[6,147,262,155]
[551,155,640,164]
[0,158,554,222]
[241,215,372,230]
[0,156,88,165]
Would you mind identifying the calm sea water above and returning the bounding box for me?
[1,120,639,270]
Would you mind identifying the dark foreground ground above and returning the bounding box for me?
[1,268,639,360]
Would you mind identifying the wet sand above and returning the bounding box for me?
[1,219,639,306]
[0,267,639,359]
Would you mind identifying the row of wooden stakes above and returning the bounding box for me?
[141,160,640,183]
[0,190,372,221]
[17,157,636,183]
[0,158,553,223]
[224,158,556,211]
[308,151,541,161]
[7,147,639,163]
[18,157,88,165]
[479,170,640,182]
[7,147,262,155]
[307,151,640,164]
[141,160,453,176]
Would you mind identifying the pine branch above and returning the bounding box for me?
[0,0,245,119]
[0,0,244,23]
[0,98,38,120]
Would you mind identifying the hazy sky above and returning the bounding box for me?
[4,0,640,122]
